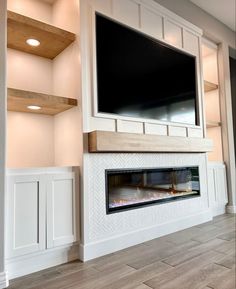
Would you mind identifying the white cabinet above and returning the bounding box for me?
[208,162,228,216]
[6,167,78,259]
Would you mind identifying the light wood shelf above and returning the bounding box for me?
[8,88,77,115]
[88,131,213,153]
[7,10,76,59]
[204,80,218,92]
[206,121,221,128]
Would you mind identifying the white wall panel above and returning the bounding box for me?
[188,128,203,138]
[144,123,167,135]
[117,119,144,134]
[164,20,183,48]
[90,117,116,132]
[183,30,199,56]
[93,0,112,14]
[168,126,187,137]
[140,6,163,39]
[112,0,140,28]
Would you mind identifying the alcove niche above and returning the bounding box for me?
[202,39,223,162]
[7,0,82,168]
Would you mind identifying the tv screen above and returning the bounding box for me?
[96,13,198,125]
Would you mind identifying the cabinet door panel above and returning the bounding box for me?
[47,173,76,248]
[6,175,46,258]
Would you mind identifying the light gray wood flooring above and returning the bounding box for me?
[8,214,236,289]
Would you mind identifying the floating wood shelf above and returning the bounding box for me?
[204,80,218,92]
[206,121,221,128]
[88,131,213,153]
[7,11,76,59]
[8,88,77,115]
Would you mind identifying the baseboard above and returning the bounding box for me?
[212,204,226,216]
[80,209,212,261]
[0,272,9,289]
[226,205,236,214]
[6,244,80,280]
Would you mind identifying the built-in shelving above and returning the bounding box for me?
[8,88,77,115]
[206,121,221,128]
[7,10,76,59]
[204,80,218,92]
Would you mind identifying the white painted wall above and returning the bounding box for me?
[7,49,53,94]
[7,112,55,168]
[7,0,52,23]
[52,0,83,167]
[0,0,8,287]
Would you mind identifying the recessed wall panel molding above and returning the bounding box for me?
[90,117,116,132]
[183,30,200,56]
[117,119,144,134]
[164,19,183,48]
[93,0,112,15]
[168,126,187,137]
[144,123,167,136]
[140,6,163,39]
[112,0,140,28]
[188,128,203,138]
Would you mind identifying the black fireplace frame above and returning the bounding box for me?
[105,166,201,214]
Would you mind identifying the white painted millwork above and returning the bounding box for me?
[207,162,228,216]
[6,167,78,278]
[81,152,211,260]
[46,172,76,248]
[81,0,204,135]
[117,119,144,134]
[0,0,8,288]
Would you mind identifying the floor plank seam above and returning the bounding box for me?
[213,262,234,270]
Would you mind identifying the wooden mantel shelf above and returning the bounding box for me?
[8,88,77,115]
[7,10,76,59]
[88,131,213,153]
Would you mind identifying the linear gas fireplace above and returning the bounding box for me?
[106,167,200,213]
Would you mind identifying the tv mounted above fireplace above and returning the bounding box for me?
[95,13,198,125]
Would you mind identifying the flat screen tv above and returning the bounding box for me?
[95,13,198,125]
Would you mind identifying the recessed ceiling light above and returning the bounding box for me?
[26,38,41,47]
[27,105,41,110]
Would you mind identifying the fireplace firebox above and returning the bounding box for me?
[106,167,200,213]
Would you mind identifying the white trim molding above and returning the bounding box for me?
[6,244,79,280]
[226,205,236,214]
[80,209,212,261]
[0,272,9,289]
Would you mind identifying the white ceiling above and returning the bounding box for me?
[190,0,236,31]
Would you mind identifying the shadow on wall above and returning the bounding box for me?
[229,54,236,160]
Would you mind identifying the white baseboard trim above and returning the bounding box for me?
[0,271,9,289]
[6,244,80,280]
[226,205,236,214]
[212,205,226,217]
[80,209,212,261]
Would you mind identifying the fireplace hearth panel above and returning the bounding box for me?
[106,167,200,213]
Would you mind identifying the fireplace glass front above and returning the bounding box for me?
[106,167,200,213]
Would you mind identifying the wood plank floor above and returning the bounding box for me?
[8,214,236,289]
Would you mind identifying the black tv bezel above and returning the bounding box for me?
[94,12,200,127]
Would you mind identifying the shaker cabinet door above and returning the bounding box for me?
[6,174,46,258]
[46,172,76,249]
